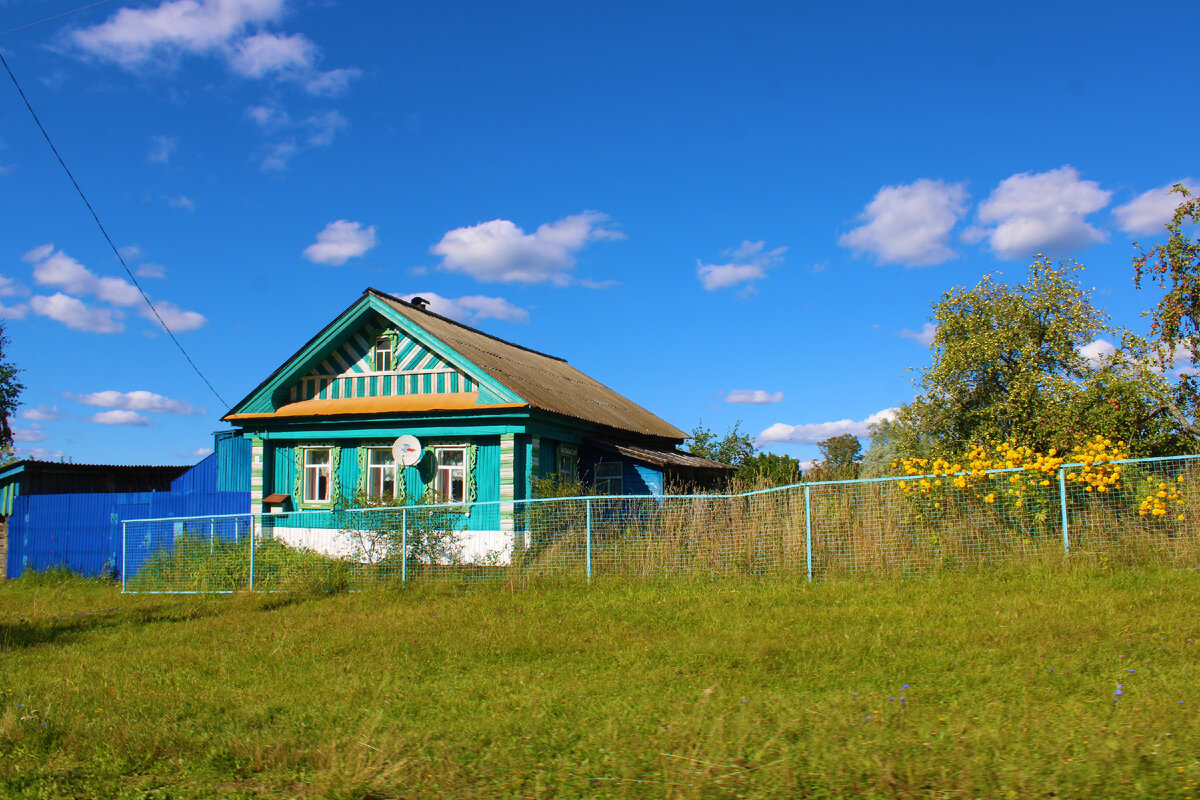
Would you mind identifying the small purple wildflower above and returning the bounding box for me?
[1128,669,1136,673]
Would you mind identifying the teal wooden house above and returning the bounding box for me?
[223,289,728,559]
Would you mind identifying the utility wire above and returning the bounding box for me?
[0,0,113,38]
[0,50,230,409]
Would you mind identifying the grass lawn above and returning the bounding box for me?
[2,569,1199,799]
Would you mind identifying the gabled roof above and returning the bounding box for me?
[226,289,686,441]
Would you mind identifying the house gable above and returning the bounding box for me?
[225,294,523,418]
[289,317,483,402]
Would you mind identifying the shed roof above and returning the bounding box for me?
[591,439,735,471]
[371,289,686,441]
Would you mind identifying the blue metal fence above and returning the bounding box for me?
[6,490,249,579]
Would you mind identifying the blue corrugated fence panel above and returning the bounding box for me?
[5,490,251,579]
[216,432,252,492]
[171,453,219,493]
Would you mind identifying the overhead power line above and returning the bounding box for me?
[0,0,113,39]
[0,50,230,410]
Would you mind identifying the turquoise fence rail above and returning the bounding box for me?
[118,454,1200,593]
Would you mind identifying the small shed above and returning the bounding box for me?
[0,461,189,518]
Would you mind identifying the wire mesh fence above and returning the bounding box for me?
[121,454,1200,593]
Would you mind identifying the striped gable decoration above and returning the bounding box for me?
[288,322,476,402]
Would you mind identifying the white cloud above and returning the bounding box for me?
[22,405,60,422]
[260,140,300,171]
[0,276,24,298]
[404,292,529,324]
[432,212,624,285]
[71,0,285,67]
[255,112,346,170]
[71,390,196,414]
[970,166,1111,259]
[22,243,54,263]
[304,110,348,147]
[758,407,899,445]
[147,134,176,164]
[897,322,937,346]
[168,195,195,212]
[23,447,65,461]
[303,67,362,97]
[71,0,357,97]
[725,389,784,404]
[136,263,167,279]
[13,425,47,443]
[229,31,315,77]
[30,294,123,333]
[697,240,787,291]
[302,220,378,266]
[90,410,151,426]
[246,102,289,130]
[191,447,214,457]
[141,300,207,332]
[839,179,968,266]
[28,247,141,307]
[1079,338,1117,368]
[1114,180,1198,236]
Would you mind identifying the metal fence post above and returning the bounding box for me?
[804,485,812,582]
[249,515,256,591]
[121,520,127,593]
[401,507,407,585]
[585,497,593,585]
[209,518,215,554]
[1058,468,1069,557]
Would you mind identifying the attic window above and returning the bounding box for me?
[374,336,393,372]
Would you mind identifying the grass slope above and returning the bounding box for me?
[2,570,1199,799]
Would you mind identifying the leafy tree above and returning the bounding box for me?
[859,417,922,478]
[1133,183,1200,436]
[686,420,757,467]
[806,433,863,481]
[896,258,1184,458]
[734,451,804,487]
[0,323,23,451]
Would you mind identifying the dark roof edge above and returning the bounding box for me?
[367,288,568,364]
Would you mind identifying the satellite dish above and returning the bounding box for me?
[392,435,423,467]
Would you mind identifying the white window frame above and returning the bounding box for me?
[558,444,578,482]
[365,446,398,500]
[434,445,467,504]
[374,336,393,372]
[302,447,332,504]
[595,461,623,495]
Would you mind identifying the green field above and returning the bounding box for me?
[2,570,1199,799]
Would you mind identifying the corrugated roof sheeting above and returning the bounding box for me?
[375,291,687,441]
[593,439,735,470]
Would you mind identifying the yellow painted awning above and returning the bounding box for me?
[223,392,527,421]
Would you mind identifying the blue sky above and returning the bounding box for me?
[1,0,1196,467]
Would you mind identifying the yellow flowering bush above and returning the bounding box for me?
[892,435,1188,527]
[1137,474,1188,521]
